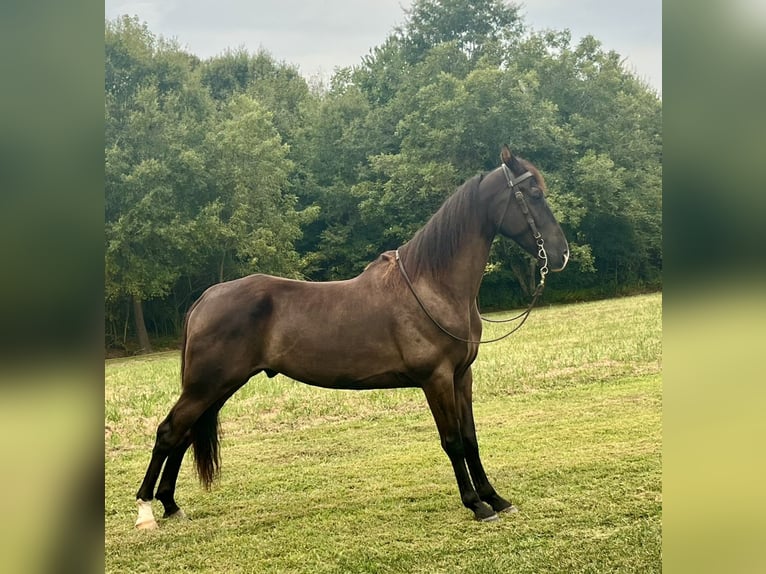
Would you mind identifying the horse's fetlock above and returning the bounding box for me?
[460,491,482,508]
[477,485,497,500]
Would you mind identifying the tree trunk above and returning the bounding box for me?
[219,249,228,283]
[508,258,531,298]
[132,295,152,354]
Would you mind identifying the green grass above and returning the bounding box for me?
[105,293,661,573]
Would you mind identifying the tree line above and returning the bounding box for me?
[105,0,661,353]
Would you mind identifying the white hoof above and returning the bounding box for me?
[135,518,159,530]
[135,499,158,530]
[166,508,187,520]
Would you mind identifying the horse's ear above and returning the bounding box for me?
[501,145,512,165]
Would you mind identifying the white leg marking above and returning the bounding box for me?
[135,499,159,530]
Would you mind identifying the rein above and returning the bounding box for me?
[395,165,549,345]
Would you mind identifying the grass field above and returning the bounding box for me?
[105,293,662,573]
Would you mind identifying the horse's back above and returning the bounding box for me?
[190,251,397,321]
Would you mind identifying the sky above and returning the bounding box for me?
[105,0,662,94]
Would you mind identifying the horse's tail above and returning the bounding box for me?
[191,405,221,489]
[181,297,221,490]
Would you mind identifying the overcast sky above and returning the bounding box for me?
[105,0,662,94]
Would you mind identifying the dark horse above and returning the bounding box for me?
[135,146,569,529]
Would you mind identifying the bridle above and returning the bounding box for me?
[395,163,550,345]
[496,163,550,286]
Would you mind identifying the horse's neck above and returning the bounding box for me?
[444,169,509,300]
[406,171,503,302]
[445,233,493,302]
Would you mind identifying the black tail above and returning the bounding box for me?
[192,406,221,489]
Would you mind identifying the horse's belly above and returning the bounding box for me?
[300,370,418,390]
[271,352,417,390]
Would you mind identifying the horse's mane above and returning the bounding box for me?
[397,156,545,281]
[399,174,484,280]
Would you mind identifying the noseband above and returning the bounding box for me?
[395,164,551,344]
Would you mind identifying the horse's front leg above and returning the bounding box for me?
[455,366,517,514]
[422,368,498,522]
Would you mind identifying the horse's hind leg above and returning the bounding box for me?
[422,369,497,522]
[153,385,243,520]
[455,367,516,514]
[155,433,192,519]
[135,393,213,529]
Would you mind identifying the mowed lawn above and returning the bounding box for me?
[105,293,662,573]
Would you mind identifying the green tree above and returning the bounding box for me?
[105,17,214,351]
[200,48,311,147]
[203,94,317,281]
[513,32,662,291]
[105,18,315,351]
[402,0,522,64]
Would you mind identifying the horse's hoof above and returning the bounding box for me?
[501,504,518,514]
[474,500,499,522]
[164,509,187,520]
[135,499,158,530]
[135,519,159,530]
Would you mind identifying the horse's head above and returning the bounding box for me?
[494,146,569,273]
